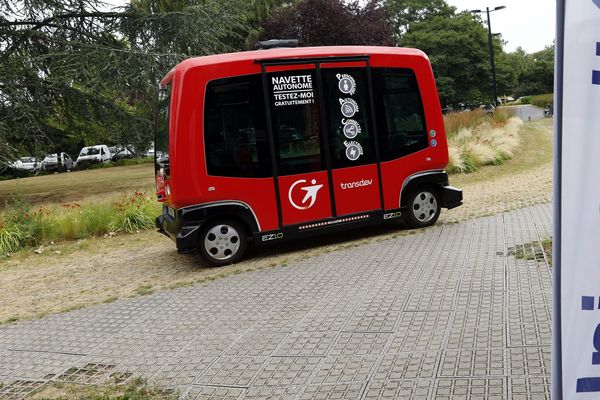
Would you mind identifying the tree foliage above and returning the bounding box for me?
[383,0,455,39]
[401,13,491,106]
[260,0,394,47]
[0,0,248,163]
[0,0,555,166]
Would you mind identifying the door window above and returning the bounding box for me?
[374,69,427,160]
[204,74,271,178]
[268,70,324,176]
[322,68,375,169]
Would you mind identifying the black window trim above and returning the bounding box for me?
[374,67,428,162]
[203,72,272,179]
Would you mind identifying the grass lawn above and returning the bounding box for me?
[0,163,155,207]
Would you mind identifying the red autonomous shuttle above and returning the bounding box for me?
[155,45,462,266]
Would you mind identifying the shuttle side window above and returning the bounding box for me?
[322,68,375,168]
[204,74,271,178]
[374,69,427,160]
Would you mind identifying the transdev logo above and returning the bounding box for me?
[288,179,323,210]
[340,179,373,190]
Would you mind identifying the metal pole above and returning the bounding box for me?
[552,0,566,397]
[486,7,499,106]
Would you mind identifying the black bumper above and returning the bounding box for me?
[440,185,463,209]
[156,205,199,253]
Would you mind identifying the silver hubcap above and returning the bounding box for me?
[412,191,438,223]
[204,224,241,261]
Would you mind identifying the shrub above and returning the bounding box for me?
[444,108,514,138]
[444,109,486,137]
[0,221,30,253]
[530,93,553,108]
[110,192,157,233]
[446,117,523,174]
[0,191,161,253]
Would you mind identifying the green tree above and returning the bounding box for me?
[495,46,527,97]
[242,0,297,49]
[260,0,394,46]
[519,45,554,96]
[401,13,490,106]
[0,0,249,164]
[383,0,455,39]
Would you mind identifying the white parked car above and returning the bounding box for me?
[77,145,111,166]
[10,157,41,173]
[41,153,73,171]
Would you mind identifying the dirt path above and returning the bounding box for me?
[0,120,553,324]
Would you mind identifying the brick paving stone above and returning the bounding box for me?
[0,203,553,399]
[363,379,432,399]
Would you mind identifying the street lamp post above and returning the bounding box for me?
[470,6,506,107]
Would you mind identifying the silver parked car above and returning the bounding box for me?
[41,152,73,172]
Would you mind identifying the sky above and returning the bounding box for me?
[102,0,556,54]
[446,0,555,53]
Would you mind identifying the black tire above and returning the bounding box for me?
[404,186,441,228]
[198,218,248,267]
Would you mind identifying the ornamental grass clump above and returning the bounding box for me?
[0,221,30,254]
[0,191,160,254]
[110,191,157,233]
[0,195,41,253]
[445,110,522,174]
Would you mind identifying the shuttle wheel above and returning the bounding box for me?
[198,219,247,267]
[405,186,440,228]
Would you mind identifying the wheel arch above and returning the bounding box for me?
[180,201,260,235]
[399,170,449,208]
[168,201,260,253]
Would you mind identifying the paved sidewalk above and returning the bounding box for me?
[0,204,552,400]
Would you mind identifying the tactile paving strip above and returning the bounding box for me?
[252,356,318,387]
[329,332,390,356]
[184,385,245,400]
[388,312,452,353]
[363,379,432,400]
[434,377,506,399]
[310,355,378,384]
[298,382,365,400]
[438,349,504,378]
[507,347,551,377]
[508,376,550,400]
[273,332,338,357]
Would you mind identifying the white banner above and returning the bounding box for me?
[558,0,600,398]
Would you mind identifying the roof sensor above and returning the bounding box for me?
[257,39,299,50]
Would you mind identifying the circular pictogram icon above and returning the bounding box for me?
[342,119,361,139]
[337,74,356,95]
[339,98,359,118]
[430,129,437,138]
[344,141,363,161]
[430,139,438,147]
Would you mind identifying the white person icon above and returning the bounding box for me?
[288,179,324,210]
[336,74,356,95]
